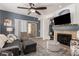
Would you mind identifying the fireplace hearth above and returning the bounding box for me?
[57,34,72,46]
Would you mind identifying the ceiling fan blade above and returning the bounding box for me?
[34,7,47,10]
[35,11,41,15]
[27,12,31,15]
[17,7,29,9]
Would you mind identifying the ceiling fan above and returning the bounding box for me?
[17,3,47,15]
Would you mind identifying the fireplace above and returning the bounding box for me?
[57,34,72,46]
[53,25,79,47]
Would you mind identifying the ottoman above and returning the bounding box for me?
[22,40,37,54]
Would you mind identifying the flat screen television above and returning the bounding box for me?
[54,13,71,25]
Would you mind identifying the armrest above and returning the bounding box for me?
[1,46,19,52]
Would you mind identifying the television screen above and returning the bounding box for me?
[54,13,71,25]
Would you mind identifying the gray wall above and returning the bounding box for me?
[0,10,40,36]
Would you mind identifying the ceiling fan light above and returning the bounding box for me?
[30,9,35,12]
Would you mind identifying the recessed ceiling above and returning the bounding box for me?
[0,3,72,17]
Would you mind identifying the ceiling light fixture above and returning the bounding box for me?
[30,9,35,12]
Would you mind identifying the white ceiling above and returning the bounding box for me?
[0,3,72,17]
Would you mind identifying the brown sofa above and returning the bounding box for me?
[21,32,30,41]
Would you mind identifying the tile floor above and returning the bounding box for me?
[24,38,71,56]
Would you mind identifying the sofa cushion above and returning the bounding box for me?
[4,40,21,51]
[21,32,29,41]
[3,40,21,56]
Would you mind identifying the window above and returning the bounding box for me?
[27,23,32,34]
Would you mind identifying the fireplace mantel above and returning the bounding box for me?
[53,25,79,31]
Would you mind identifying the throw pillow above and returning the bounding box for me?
[7,38,14,43]
[0,34,9,42]
[0,37,5,48]
[7,34,17,40]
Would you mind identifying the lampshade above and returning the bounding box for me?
[6,27,13,32]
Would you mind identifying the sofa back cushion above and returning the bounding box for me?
[21,32,29,40]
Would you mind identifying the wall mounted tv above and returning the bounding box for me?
[54,13,71,25]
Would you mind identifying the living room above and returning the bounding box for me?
[0,3,79,56]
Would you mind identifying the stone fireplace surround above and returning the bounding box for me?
[54,31,77,45]
[53,25,79,43]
